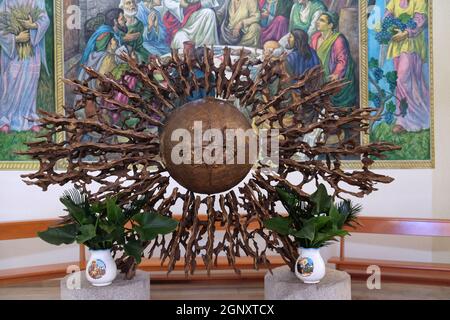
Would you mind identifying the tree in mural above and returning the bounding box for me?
[368,57,408,128]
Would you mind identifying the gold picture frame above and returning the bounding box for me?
[357,0,435,169]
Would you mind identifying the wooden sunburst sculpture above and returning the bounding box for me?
[21,47,399,278]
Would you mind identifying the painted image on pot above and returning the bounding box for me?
[0,0,55,162]
[367,0,432,162]
[63,0,362,158]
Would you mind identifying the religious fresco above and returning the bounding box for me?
[64,0,361,98]
[0,0,62,167]
[63,0,362,155]
[367,0,434,166]
[0,0,434,169]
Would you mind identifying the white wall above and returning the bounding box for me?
[431,0,450,263]
[0,1,449,270]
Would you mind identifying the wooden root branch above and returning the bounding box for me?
[22,48,399,276]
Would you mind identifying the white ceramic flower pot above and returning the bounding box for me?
[86,249,117,287]
[295,248,326,284]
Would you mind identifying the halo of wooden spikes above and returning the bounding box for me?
[22,47,399,279]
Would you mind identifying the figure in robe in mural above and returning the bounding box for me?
[289,0,327,36]
[310,12,357,108]
[136,0,170,56]
[162,0,219,49]
[285,29,321,77]
[78,8,127,85]
[384,0,430,133]
[119,0,149,63]
[219,0,261,47]
[0,0,49,133]
[258,0,292,46]
[285,29,320,129]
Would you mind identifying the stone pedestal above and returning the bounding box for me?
[265,266,351,300]
[61,271,150,300]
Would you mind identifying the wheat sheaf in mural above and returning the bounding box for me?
[21,47,399,278]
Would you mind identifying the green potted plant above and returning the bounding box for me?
[38,189,178,286]
[264,184,361,284]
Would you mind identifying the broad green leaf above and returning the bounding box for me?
[292,221,315,242]
[311,232,334,247]
[312,215,332,231]
[329,204,340,220]
[132,212,144,225]
[135,226,158,242]
[329,204,347,228]
[110,227,126,245]
[106,198,124,224]
[60,197,87,225]
[91,202,106,214]
[311,184,332,214]
[134,212,178,236]
[124,239,143,264]
[38,224,78,246]
[76,225,97,244]
[264,217,291,236]
[99,222,116,234]
[89,233,115,249]
[276,187,299,214]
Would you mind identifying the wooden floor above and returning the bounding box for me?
[0,278,449,300]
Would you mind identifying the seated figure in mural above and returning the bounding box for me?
[285,29,321,77]
[384,0,430,134]
[289,0,327,36]
[310,12,357,108]
[119,0,150,63]
[136,0,171,56]
[258,0,293,46]
[219,0,261,47]
[0,0,50,133]
[79,8,127,85]
[162,0,219,49]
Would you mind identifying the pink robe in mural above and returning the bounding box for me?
[386,0,430,132]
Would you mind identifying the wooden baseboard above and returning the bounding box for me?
[329,257,450,286]
[0,256,286,286]
[0,262,78,286]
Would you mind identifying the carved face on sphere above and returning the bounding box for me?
[160,98,256,194]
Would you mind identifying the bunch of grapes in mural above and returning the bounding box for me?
[375,13,417,45]
[368,58,408,128]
